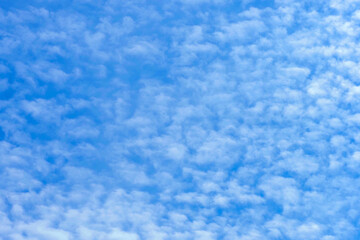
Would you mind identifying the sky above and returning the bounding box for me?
[1,0,360,239]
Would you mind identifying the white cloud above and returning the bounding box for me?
[2,0,360,239]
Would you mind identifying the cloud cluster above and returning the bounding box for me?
[1,0,360,239]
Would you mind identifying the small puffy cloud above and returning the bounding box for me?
[215,20,267,42]
[107,229,140,240]
[259,176,300,206]
[16,220,71,240]
[166,143,187,161]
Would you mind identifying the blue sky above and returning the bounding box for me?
[1,0,360,239]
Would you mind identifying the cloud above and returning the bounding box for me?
[215,19,267,42]
[1,0,360,239]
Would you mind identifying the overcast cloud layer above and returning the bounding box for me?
[1,0,360,239]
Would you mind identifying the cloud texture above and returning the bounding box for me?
[1,0,360,239]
